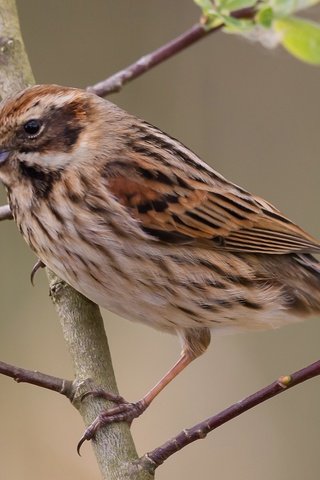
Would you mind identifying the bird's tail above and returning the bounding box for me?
[295,253,320,276]
[292,253,320,315]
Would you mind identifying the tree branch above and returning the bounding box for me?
[87,7,256,97]
[87,23,217,97]
[0,360,73,396]
[0,0,34,98]
[46,272,153,480]
[143,360,320,470]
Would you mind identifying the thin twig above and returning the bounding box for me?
[0,203,12,220]
[87,23,216,96]
[46,272,148,479]
[87,7,256,97]
[0,359,73,397]
[143,359,320,470]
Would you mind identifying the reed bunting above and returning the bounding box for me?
[0,84,319,445]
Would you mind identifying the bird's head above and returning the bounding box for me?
[0,84,125,189]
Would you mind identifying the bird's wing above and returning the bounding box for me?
[104,123,320,255]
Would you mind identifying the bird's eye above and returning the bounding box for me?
[23,119,42,137]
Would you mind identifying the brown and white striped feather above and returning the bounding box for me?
[103,121,320,256]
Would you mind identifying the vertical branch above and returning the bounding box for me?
[0,0,34,96]
[47,273,152,480]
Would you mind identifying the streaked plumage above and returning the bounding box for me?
[0,84,319,431]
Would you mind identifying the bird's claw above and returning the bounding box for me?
[30,259,45,285]
[77,393,146,454]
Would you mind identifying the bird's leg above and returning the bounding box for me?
[77,351,194,453]
[137,350,194,407]
[77,327,211,453]
[30,259,45,285]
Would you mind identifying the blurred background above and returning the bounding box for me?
[0,1,319,479]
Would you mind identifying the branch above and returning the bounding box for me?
[0,360,73,396]
[46,272,152,480]
[87,7,255,97]
[0,203,12,220]
[87,23,216,96]
[143,359,320,470]
[0,0,34,99]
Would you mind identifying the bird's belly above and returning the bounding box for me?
[43,242,305,335]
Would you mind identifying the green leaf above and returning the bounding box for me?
[220,13,254,31]
[274,16,320,64]
[256,7,274,28]
[193,0,222,29]
[218,0,256,12]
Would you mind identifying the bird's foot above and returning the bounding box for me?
[30,259,45,285]
[77,389,146,454]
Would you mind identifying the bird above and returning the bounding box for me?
[0,84,319,446]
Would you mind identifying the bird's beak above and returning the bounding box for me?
[0,150,10,165]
